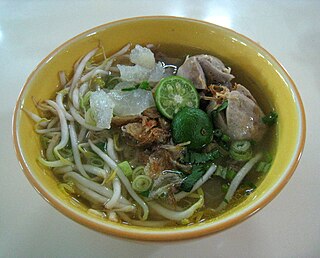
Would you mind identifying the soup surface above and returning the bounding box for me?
[26,43,277,227]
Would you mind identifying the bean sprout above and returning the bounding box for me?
[89,140,149,220]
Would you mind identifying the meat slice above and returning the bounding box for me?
[177,54,234,89]
[142,106,161,119]
[111,115,142,127]
[214,85,266,141]
[197,55,235,86]
[177,56,207,89]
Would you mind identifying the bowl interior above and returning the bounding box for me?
[13,16,305,240]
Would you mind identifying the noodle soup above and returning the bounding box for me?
[25,43,277,227]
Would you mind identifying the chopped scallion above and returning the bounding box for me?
[118,161,133,178]
[132,166,145,180]
[256,160,272,173]
[221,183,229,193]
[132,175,153,193]
[230,140,253,161]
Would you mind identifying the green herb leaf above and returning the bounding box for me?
[121,87,137,92]
[214,165,237,181]
[262,111,278,125]
[104,75,121,89]
[121,81,151,91]
[183,149,221,164]
[210,100,228,118]
[95,142,107,152]
[221,183,229,193]
[138,81,151,90]
[118,161,133,178]
[243,181,257,189]
[212,129,230,151]
[140,190,150,197]
[92,77,106,88]
[180,164,209,192]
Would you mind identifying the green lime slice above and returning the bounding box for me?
[155,76,199,119]
[172,107,213,149]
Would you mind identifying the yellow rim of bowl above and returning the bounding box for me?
[12,16,306,241]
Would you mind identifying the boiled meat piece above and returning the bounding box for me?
[177,54,234,89]
[176,56,207,89]
[214,85,266,141]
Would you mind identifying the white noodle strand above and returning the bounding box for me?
[82,164,108,178]
[148,195,204,221]
[46,134,60,161]
[105,177,121,209]
[35,127,61,134]
[46,100,69,157]
[69,48,98,99]
[56,91,74,121]
[59,71,67,87]
[217,153,263,211]
[109,43,131,59]
[77,126,87,143]
[72,86,80,110]
[88,140,149,220]
[80,60,113,83]
[69,105,103,131]
[23,109,49,127]
[69,121,89,178]
[64,172,131,205]
[107,138,118,162]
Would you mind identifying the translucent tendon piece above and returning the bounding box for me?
[130,44,155,69]
[148,62,165,82]
[107,89,155,116]
[90,90,115,129]
[117,64,151,82]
